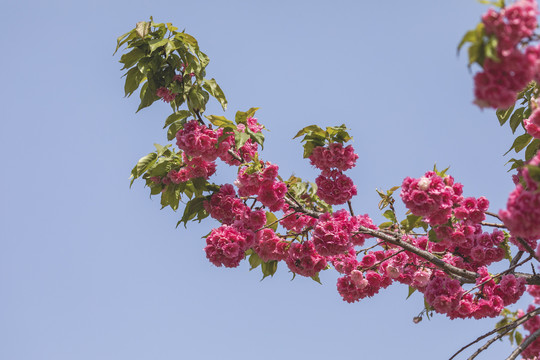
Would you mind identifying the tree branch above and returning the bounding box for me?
[449,307,540,360]
[356,226,478,282]
[506,327,540,360]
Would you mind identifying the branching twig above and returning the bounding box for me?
[449,307,540,360]
[462,255,533,296]
[481,221,507,229]
[356,225,478,282]
[516,237,540,262]
[506,327,540,360]
[485,211,502,221]
[347,200,355,217]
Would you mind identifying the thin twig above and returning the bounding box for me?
[462,255,533,296]
[485,211,502,221]
[480,221,507,229]
[256,211,297,232]
[362,249,406,272]
[510,251,524,269]
[516,237,540,262]
[347,200,355,217]
[356,226,478,282]
[449,307,540,360]
[467,325,516,360]
[506,327,540,360]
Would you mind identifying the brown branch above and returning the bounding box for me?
[506,327,540,360]
[356,226,478,282]
[449,307,540,360]
[347,200,355,217]
[480,221,507,229]
[516,237,540,262]
[462,255,533,296]
[485,211,502,221]
[227,148,244,163]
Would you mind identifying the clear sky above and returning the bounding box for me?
[1,0,532,359]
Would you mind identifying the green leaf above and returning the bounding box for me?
[179,196,209,227]
[509,107,525,134]
[148,38,168,53]
[160,184,181,210]
[235,107,259,125]
[407,286,417,299]
[265,212,279,231]
[234,131,250,150]
[202,78,228,110]
[163,110,190,129]
[496,105,514,126]
[525,139,540,161]
[293,125,324,139]
[205,115,235,128]
[428,229,441,243]
[311,273,322,284]
[124,68,145,97]
[505,133,532,155]
[499,238,512,264]
[131,152,158,179]
[457,29,479,53]
[167,120,185,141]
[382,210,397,223]
[120,47,146,70]
[249,252,263,270]
[261,260,278,280]
[515,331,523,345]
[136,82,159,113]
[246,127,265,149]
[526,164,540,183]
[379,222,393,229]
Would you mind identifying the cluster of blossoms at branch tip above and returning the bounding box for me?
[474,0,540,109]
[309,143,358,205]
[400,171,463,225]
[218,117,262,166]
[525,104,540,139]
[235,163,287,212]
[500,151,540,241]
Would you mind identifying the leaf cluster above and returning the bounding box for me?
[293,124,352,158]
[116,18,227,115]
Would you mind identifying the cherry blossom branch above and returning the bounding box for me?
[347,200,355,216]
[480,221,507,229]
[485,211,502,221]
[356,226,479,282]
[256,211,297,232]
[449,307,540,360]
[516,237,540,262]
[362,249,406,272]
[506,327,540,360]
[462,255,533,296]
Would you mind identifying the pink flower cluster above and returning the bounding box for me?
[500,152,540,240]
[525,107,540,138]
[309,143,359,171]
[400,171,463,225]
[285,241,327,277]
[483,0,538,55]
[280,205,318,233]
[337,270,388,303]
[176,120,228,161]
[168,153,217,183]
[315,170,357,205]
[312,210,377,256]
[424,269,526,320]
[254,228,289,262]
[218,117,263,166]
[235,163,287,211]
[156,87,177,103]
[205,225,255,267]
[204,184,267,231]
[308,143,359,205]
[312,210,358,256]
[474,0,540,109]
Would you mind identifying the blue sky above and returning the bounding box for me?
[1,0,531,359]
